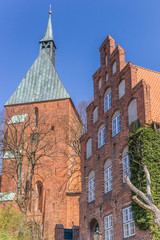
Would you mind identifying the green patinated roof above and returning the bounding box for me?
[8,114,28,124]
[0,192,16,202]
[40,14,54,42]
[5,51,70,106]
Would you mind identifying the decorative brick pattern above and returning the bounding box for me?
[79,35,156,240]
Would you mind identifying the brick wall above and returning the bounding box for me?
[79,35,152,240]
[1,98,81,240]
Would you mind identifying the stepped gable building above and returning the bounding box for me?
[0,10,80,240]
[79,35,160,240]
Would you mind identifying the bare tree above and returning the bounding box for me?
[125,165,160,228]
[1,111,55,217]
[56,100,90,194]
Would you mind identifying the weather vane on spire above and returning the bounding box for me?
[49,4,52,14]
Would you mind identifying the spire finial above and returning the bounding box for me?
[49,4,52,14]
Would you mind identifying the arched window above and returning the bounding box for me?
[86,138,92,159]
[119,80,125,99]
[106,73,108,82]
[112,61,116,75]
[104,88,112,113]
[104,159,112,193]
[35,107,39,128]
[112,110,121,137]
[88,170,95,203]
[105,55,108,66]
[98,124,105,149]
[128,99,137,125]
[122,146,130,183]
[98,78,102,90]
[36,181,43,212]
[93,107,98,123]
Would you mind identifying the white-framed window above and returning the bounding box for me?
[112,61,116,75]
[128,99,137,125]
[119,80,125,99]
[88,171,95,203]
[86,138,92,159]
[104,165,112,193]
[98,125,105,149]
[98,78,102,90]
[104,214,114,240]
[104,88,112,113]
[112,111,121,137]
[106,73,108,82]
[123,154,130,183]
[123,206,136,238]
[105,55,108,66]
[93,107,98,123]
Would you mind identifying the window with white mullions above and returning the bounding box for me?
[123,154,130,183]
[98,126,105,149]
[88,177,95,203]
[123,206,136,238]
[112,113,121,137]
[104,214,114,240]
[104,90,112,113]
[104,166,112,193]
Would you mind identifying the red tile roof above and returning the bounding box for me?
[136,66,160,123]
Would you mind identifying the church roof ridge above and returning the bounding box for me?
[5,51,70,106]
[5,9,70,106]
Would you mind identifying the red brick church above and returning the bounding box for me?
[0,10,81,240]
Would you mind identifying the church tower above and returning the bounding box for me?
[1,9,81,240]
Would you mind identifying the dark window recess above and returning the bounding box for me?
[51,125,54,131]
[35,107,39,128]
[37,181,43,213]
[64,229,73,239]
[30,133,39,143]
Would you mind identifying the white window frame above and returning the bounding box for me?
[123,206,136,238]
[98,126,105,149]
[104,90,112,113]
[104,214,114,240]
[86,138,92,159]
[104,165,112,193]
[93,107,98,123]
[88,177,95,203]
[112,114,121,137]
[123,154,130,183]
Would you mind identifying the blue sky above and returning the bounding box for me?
[0,0,160,109]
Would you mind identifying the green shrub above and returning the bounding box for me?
[0,205,31,239]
